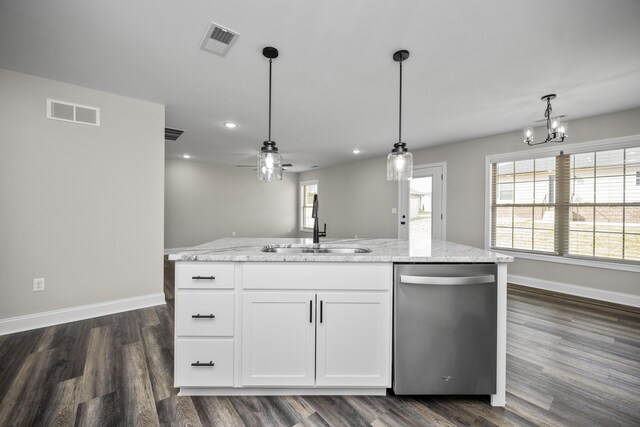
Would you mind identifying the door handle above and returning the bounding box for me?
[309,300,313,323]
[320,300,323,323]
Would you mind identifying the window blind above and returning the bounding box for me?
[490,145,640,264]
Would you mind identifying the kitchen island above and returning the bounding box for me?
[167,238,513,406]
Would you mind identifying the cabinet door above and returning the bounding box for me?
[242,292,316,386]
[316,292,391,387]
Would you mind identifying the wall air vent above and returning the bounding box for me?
[165,127,185,141]
[47,99,100,126]
[200,22,239,57]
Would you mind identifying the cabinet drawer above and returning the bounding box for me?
[176,292,234,337]
[176,262,235,289]
[175,339,234,387]
[243,263,392,290]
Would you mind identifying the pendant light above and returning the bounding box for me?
[387,50,413,181]
[257,46,283,182]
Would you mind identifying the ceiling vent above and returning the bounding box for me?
[200,22,239,57]
[47,99,100,126]
[165,127,185,141]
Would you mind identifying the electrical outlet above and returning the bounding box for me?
[33,278,45,292]
[392,207,397,214]
[232,231,236,237]
[354,234,358,239]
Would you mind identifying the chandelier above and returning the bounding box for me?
[523,94,568,146]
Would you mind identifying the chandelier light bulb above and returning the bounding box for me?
[523,127,534,144]
[395,156,405,170]
[559,122,568,135]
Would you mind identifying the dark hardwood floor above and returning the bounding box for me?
[0,283,638,426]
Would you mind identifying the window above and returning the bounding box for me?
[489,141,640,265]
[492,157,557,254]
[300,180,318,231]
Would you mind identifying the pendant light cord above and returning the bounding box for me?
[399,60,402,144]
[268,58,272,142]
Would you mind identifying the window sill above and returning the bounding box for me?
[299,228,313,233]
[491,248,640,273]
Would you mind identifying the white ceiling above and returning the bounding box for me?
[2,0,640,172]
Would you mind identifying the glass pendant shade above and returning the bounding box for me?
[257,145,283,182]
[387,150,413,181]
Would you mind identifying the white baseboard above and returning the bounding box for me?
[508,274,640,308]
[0,293,166,336]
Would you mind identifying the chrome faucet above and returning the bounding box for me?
[312,194,327,244]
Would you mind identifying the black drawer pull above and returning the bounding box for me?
[191,361,214,367]
[192,276,215,280]
[192,314,215,319]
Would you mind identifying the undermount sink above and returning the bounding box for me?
[261,245,371,254]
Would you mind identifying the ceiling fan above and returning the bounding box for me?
[236,163,292,171]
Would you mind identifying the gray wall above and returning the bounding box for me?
[298,156,397,239]
[0,69,165,319]
[165,159,298,248]
[300,107,640,297]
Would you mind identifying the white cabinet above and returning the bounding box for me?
[241,290,391,388]
[316,292,390,387]
[175,261,393,394]
[241,292,316,386]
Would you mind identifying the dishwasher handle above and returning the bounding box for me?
[399,274,495,285]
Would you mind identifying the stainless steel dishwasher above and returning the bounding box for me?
[393,264,497,395]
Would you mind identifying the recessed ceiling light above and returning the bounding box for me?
[183,154,191,159]
[223,122,237,128]
[352,149,361,154]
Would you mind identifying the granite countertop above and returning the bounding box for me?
[166,237,513,263]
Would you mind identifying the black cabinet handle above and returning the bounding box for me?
[192,276,215,280]
[320,300,323,323]
[191,314,215,319]
[309,300,313,323]
[191,361,214,367]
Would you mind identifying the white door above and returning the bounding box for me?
[242,292,316,386]
[399,163,445,240]
[315,292,391,387]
